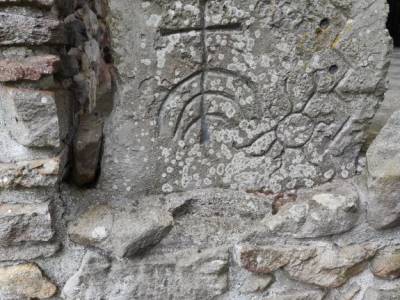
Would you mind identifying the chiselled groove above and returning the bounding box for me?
[182,113,230,141]
[173,90,241,138]
[160,23,242,37]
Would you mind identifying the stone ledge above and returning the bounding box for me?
[0,55,60,82]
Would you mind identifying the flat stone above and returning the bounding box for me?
[0,86,62,148]
[0,263,57,299]
[68,204,173,258]
[102,0,390,195]
[0,156,64,189]
[0,202,53,246]
[370,246,400,279]
[0,13,64,45]
[235,243,376,288]
[0,55,60,82]
[72,114,103,186]
[263,180,360,238]
[239,273,274,294]
[367,111,400,229]
[363,287,400,300]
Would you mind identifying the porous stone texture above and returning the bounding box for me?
[0,0,398,299]
[0,263,57,299]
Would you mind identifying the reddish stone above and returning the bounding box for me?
[0,55,60,82]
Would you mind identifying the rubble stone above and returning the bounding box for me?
[0,263,57,299]
[370,246,400,279]
[0,202,53,245]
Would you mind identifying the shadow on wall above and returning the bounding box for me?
[388,0,400,47]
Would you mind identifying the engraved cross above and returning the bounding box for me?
[160,0,242,144]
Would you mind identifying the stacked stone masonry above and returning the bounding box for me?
[0,0,399,300]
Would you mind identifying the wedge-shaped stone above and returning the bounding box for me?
[0,263,57,299]
[68,204,173,258]
[367,111,400,229]
[0,55,60,82]
[0,87,63,148]
[0,243,59,261]
[235,243,377,288]
[0,0,54,7]
[72,114,103,186]
[0,156,63,188]
[0,13,64,45]
[0,202,53,246]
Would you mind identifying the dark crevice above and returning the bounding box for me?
[388,0,400,47]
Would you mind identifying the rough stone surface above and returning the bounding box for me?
[367,110,400,229]
[0,86,63,148]
[263,180,360,238]
[0,0,395,299]
[236,243,376,288]
[0,156,64,188]
[0,55,60,82]
[370,246,400,279]
[68,204,173,258]
[0,263,57,299]
[363,287,400,300]
[0,202,53,245]
[0,13,64,45]
[102,0,390,195]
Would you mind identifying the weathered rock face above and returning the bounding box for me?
[0,0,397,299]
[103,0,390,195]
[235,243,377,288]
[370,246,400,279]
[367,111,400,229]
[0,263,57,299]
[263,180,360,238]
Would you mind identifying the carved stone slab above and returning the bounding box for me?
[104,0,390,194]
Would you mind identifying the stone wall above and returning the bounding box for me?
[0,0,400,300]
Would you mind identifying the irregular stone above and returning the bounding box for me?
[263,180,360,238]
[236,243,376,288]
[68,204,173,258]
[240,273,274,294]
[363,287,400,300]
[0,55,60,82]
[0,202,53,246]
[72,114,103,186]
[0,243,59,261]
[367,111,400,229]
[0,156,64,188]
[285,244,377,288]
[0,86,62,148]
[0,0,54,7]
[266,290,325,300]
[234,244,317,274]
[62,251,110,300]
[370,246,400,279]
[0,13,64,45]
[0,263,57,299]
